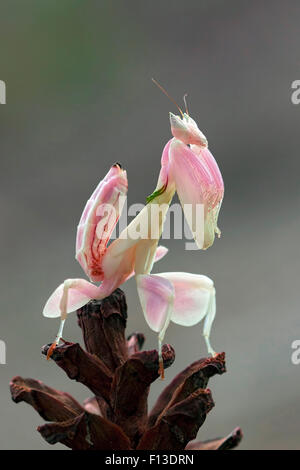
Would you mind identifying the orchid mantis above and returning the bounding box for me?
[150,79,224,249]
[43,85,224,377]
[134,102,224,363]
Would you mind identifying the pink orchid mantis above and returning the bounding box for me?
[133,112,223,360]
[43,103,224,374]
[167,112,224,249]
[106,111,223,364]
[150,79,224,248]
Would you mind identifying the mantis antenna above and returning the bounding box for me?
[183,93,189,115]
[151,78,184,117]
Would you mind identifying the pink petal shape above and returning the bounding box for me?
[136,274,174,340]
[76,164,128,282]
[43,279,100,318]
[158,272,214,327]
[157,272,216,355]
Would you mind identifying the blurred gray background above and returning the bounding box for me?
[0,0,299,450]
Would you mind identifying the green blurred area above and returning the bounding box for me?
[0,1,140,107]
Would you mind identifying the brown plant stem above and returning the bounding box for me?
[77,289,128,371]
[110,344,175,446]
[41,341,112,403]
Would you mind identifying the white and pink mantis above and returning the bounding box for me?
[43,90,224,376]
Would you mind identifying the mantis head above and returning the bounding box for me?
[151,78,208,148]
[170,112,208,148]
